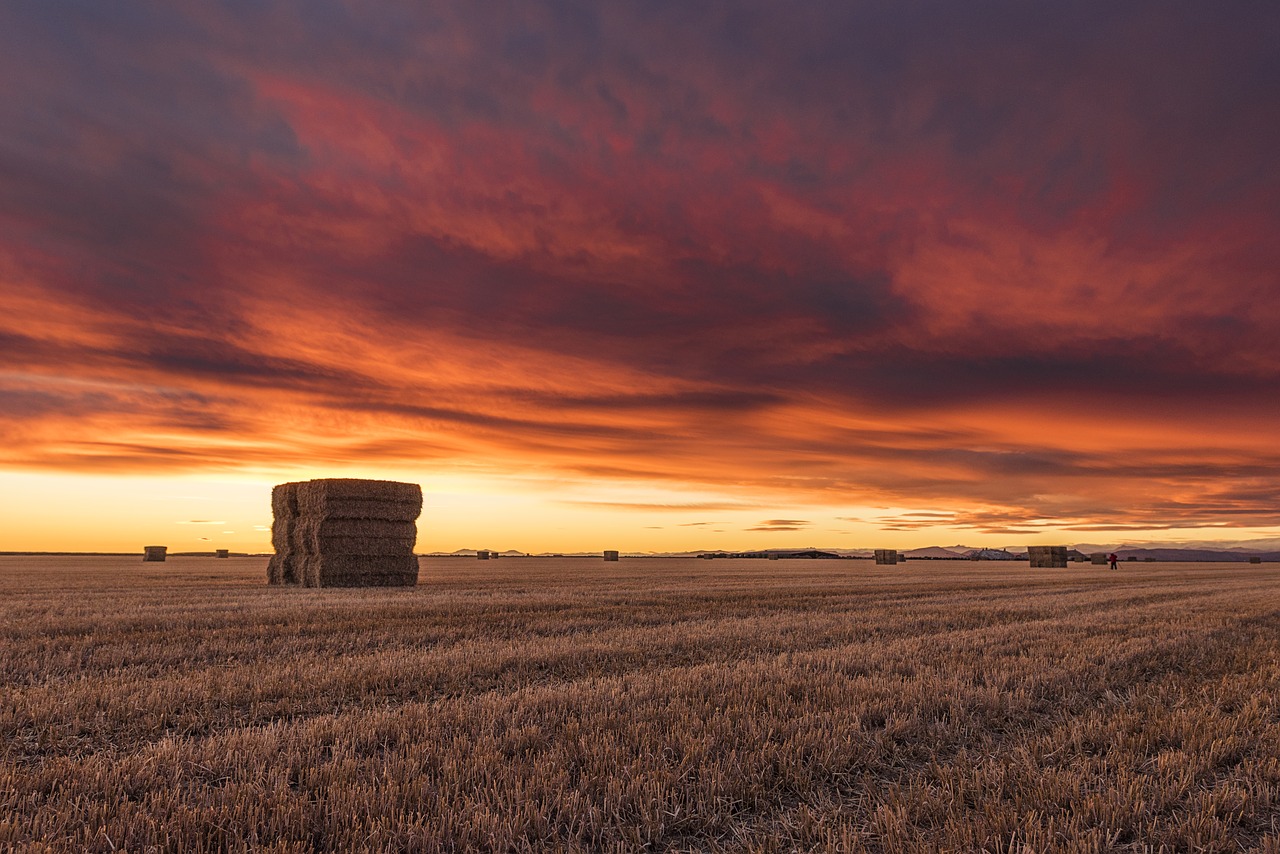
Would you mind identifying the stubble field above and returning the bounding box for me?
[2,555,1279,852]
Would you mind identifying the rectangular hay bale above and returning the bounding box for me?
[874,549,898,565]
[297,554,419,587]
[304,536,416,556]
[1028,546,1068,568]
[291,517,418,541]
[295,479,423,520]
[272,482,302,518]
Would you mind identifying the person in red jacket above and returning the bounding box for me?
[1108,553,1119,570]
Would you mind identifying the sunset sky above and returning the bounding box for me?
[2,2,1278,554]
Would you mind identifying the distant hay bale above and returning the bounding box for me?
[1250,556,1263,564]
[267,478,422,588]
[143,545,167,562]
[1091,553,1108,565]
[874,549,898,565]
[215,549,229,558]
[603,550,619,561]
[1028,546,1068,568]
[768,553,780,560]
[477,550,490,560]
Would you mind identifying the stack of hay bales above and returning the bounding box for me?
[476,550,490,560]
[215,549,229,559]
[874,549,898,565]
[603,550,619,561]
[143,545,167,562]
[267,479,421,588]
[1250,556,1263,564]
[1028,546,1068,568]
[1090,553,1108,565]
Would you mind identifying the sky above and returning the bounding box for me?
[1,1,1278,554]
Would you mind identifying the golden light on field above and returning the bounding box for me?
[3,556,1280,848]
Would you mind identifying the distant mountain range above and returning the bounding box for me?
[429,543,1279,562]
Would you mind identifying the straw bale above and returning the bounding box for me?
[291,517,416,541]
[267,553,301,585]
[305,536,415,556]
[267,554,285,584]
[477,550,490,560]
[297,554,419,587]
[874,549,898,565]
[290,514,414,555]
[143,545,167,562]
[1250,556,1263,564]
[1028,545,1068,568]
[1091,553,1108,565]
[271,517,295,552]
[272,482,302,517]
[604,550,619,561]
[295,479,422,520]
[268,477,422,588]
[215,549,229,558]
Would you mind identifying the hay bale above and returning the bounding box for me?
[272,482,301,517]
[295,554,419,587]
[1028,546,1068,568]
[1091,553,1108,565]
[268,478,422,588]
[143,545,167,562]
[295,479,422,520]
[874,549,898,565]
[305,535,416,556]
[291,518,417,539]
[215,549,229,558]
[604,550,619,561]
[1250,556,1263,564]
[477,550,490,560]
[267,554,285,584]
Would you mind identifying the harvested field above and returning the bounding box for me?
[3,556,1280,851]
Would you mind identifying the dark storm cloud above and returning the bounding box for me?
[2,0,1279,531]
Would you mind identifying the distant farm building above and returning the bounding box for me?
[1028,546,1068,568]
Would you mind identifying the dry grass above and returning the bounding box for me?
[3,556,1280,851]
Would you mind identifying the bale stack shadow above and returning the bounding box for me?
[268,479,422,588]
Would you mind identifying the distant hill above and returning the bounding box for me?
[903,546,967,559]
